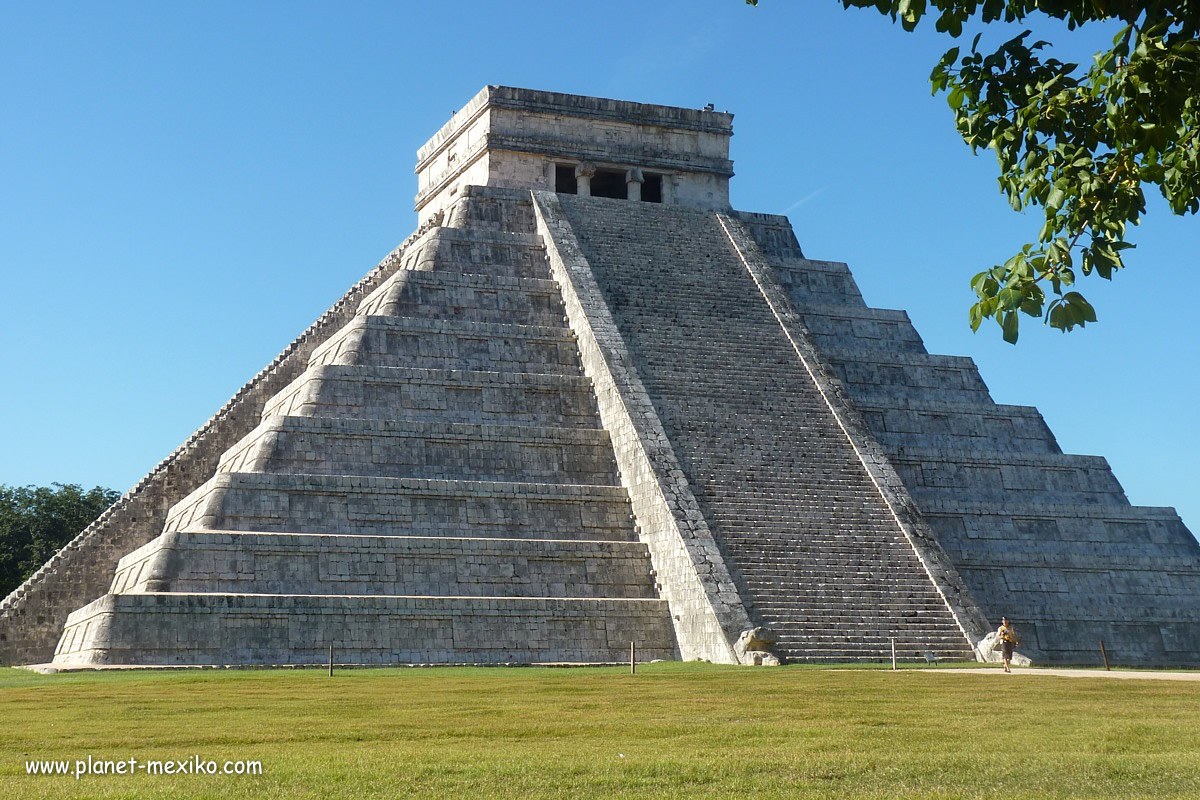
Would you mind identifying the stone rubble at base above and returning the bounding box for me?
[2,86,1196,669]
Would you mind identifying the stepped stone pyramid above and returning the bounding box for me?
[3,86,1198,667]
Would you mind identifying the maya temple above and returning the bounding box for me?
[4,87,1198,668]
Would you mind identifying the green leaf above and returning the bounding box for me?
[1045,186,1066,211]
[1001,311,1019,344]
[1019,285,1044,316]
[969,302,984,331]
[1048,301,1067,330]
[1065,291,1097,323]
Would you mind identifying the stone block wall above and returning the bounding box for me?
[416,87,735,223]
[54,593,674,667]
[111,532,657,599]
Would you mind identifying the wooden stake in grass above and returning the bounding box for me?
[329,644,334,677]
[630,641,636,675]
[1099,639,1111,671]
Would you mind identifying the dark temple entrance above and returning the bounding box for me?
[642,174,663,203]
[591,169,627,199]
[555,164,577,194]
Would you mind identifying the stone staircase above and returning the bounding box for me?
[556,195,974,662]
[739,220,1200,665]
[51,190,676,667]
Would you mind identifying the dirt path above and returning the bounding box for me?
[935,667,1200,682]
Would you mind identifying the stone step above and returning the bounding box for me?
[747,597,953,611]
[735,571,936,585]
[703,509,899,524]
[219,416,619,485]
[165,472,638,541]
[731,555,930,568]
[712,523,909,535]
[111,530,656,599]
[726,537,922,548]
[690,476,886,488]
[755,624,966,641]
[733,565,934,579]
[770,642,975,660]
[739,567,939,579]
[733,564,934,579]
[714,531,916,545]
[721,553,931,570]
[776,652,971,662]
[52,593,676,667]
[696,485,894,498]
[358,269,566,327]
[262,365,602,428]
[311,316,581,375]
[686,462,871,475]
[749,597,952,611]
[762,619,968,635]
[773,641,975,655]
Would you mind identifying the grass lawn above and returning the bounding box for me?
[2,662,1198,799]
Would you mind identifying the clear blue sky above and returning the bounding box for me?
[1,1,1196,536]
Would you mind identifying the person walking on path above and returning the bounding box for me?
[997,617,1019,673]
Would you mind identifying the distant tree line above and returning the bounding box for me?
[0,483,119,599]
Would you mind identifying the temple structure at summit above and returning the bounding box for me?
[3,86,1197,668]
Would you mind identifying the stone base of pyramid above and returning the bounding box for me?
[52,593,675,667]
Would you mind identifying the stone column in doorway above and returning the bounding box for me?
[575,162,596,197]
[626,168,644,202]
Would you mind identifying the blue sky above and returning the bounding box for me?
[1,1,1196,536]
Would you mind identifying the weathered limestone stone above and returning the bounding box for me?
[6,86,1198,668]
[734,627,780,665]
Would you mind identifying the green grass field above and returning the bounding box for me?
[2,662,1198,799]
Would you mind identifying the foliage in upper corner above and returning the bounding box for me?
[747,1,1200,342]
[0,483,119,599]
